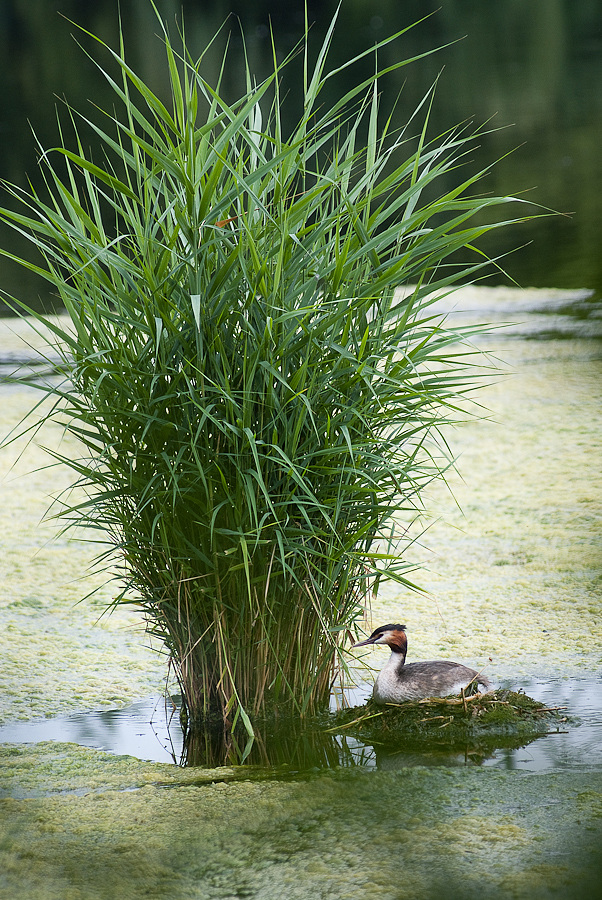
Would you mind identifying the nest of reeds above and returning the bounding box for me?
[333,689,568,747]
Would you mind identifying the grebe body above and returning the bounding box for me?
[353,624,491,704]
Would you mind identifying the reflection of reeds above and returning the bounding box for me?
[177,690,566,769]
[180,710,346,769]
[0,8,528,734]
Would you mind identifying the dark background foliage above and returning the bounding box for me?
[1,0,602,312]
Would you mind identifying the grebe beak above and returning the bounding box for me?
[352,635,378,648]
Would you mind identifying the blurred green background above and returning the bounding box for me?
[1,0,601,311]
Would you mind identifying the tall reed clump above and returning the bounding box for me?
[1,7,526,733]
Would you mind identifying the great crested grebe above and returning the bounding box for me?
[353,623,492,703]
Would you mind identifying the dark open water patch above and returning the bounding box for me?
[1,678,600,772]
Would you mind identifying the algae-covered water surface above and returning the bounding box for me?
[1,287,602,899]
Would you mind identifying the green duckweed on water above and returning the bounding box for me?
[0,365,166,724]
[1,289,602,898]
[1,742,602,900]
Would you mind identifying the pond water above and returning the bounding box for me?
[1,677,601,772]
[1,291,601,898]
[2,10,601,888]
[1,284,601,776]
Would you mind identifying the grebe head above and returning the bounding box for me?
[353,624,407,655]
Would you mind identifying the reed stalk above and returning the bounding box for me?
[0,5,529,734]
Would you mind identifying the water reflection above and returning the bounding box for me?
[1,677,599,773]
[0,697,184,765]
[178,712,541,769]
[482,679,602,772]
[181,715,346,770]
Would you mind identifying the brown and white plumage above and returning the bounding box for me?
[353,623,491,703]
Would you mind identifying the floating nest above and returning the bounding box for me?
[331,689,568,757]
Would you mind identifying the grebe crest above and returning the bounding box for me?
[353,623,491,704]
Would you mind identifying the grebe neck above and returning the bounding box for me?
[383,641,407,679]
